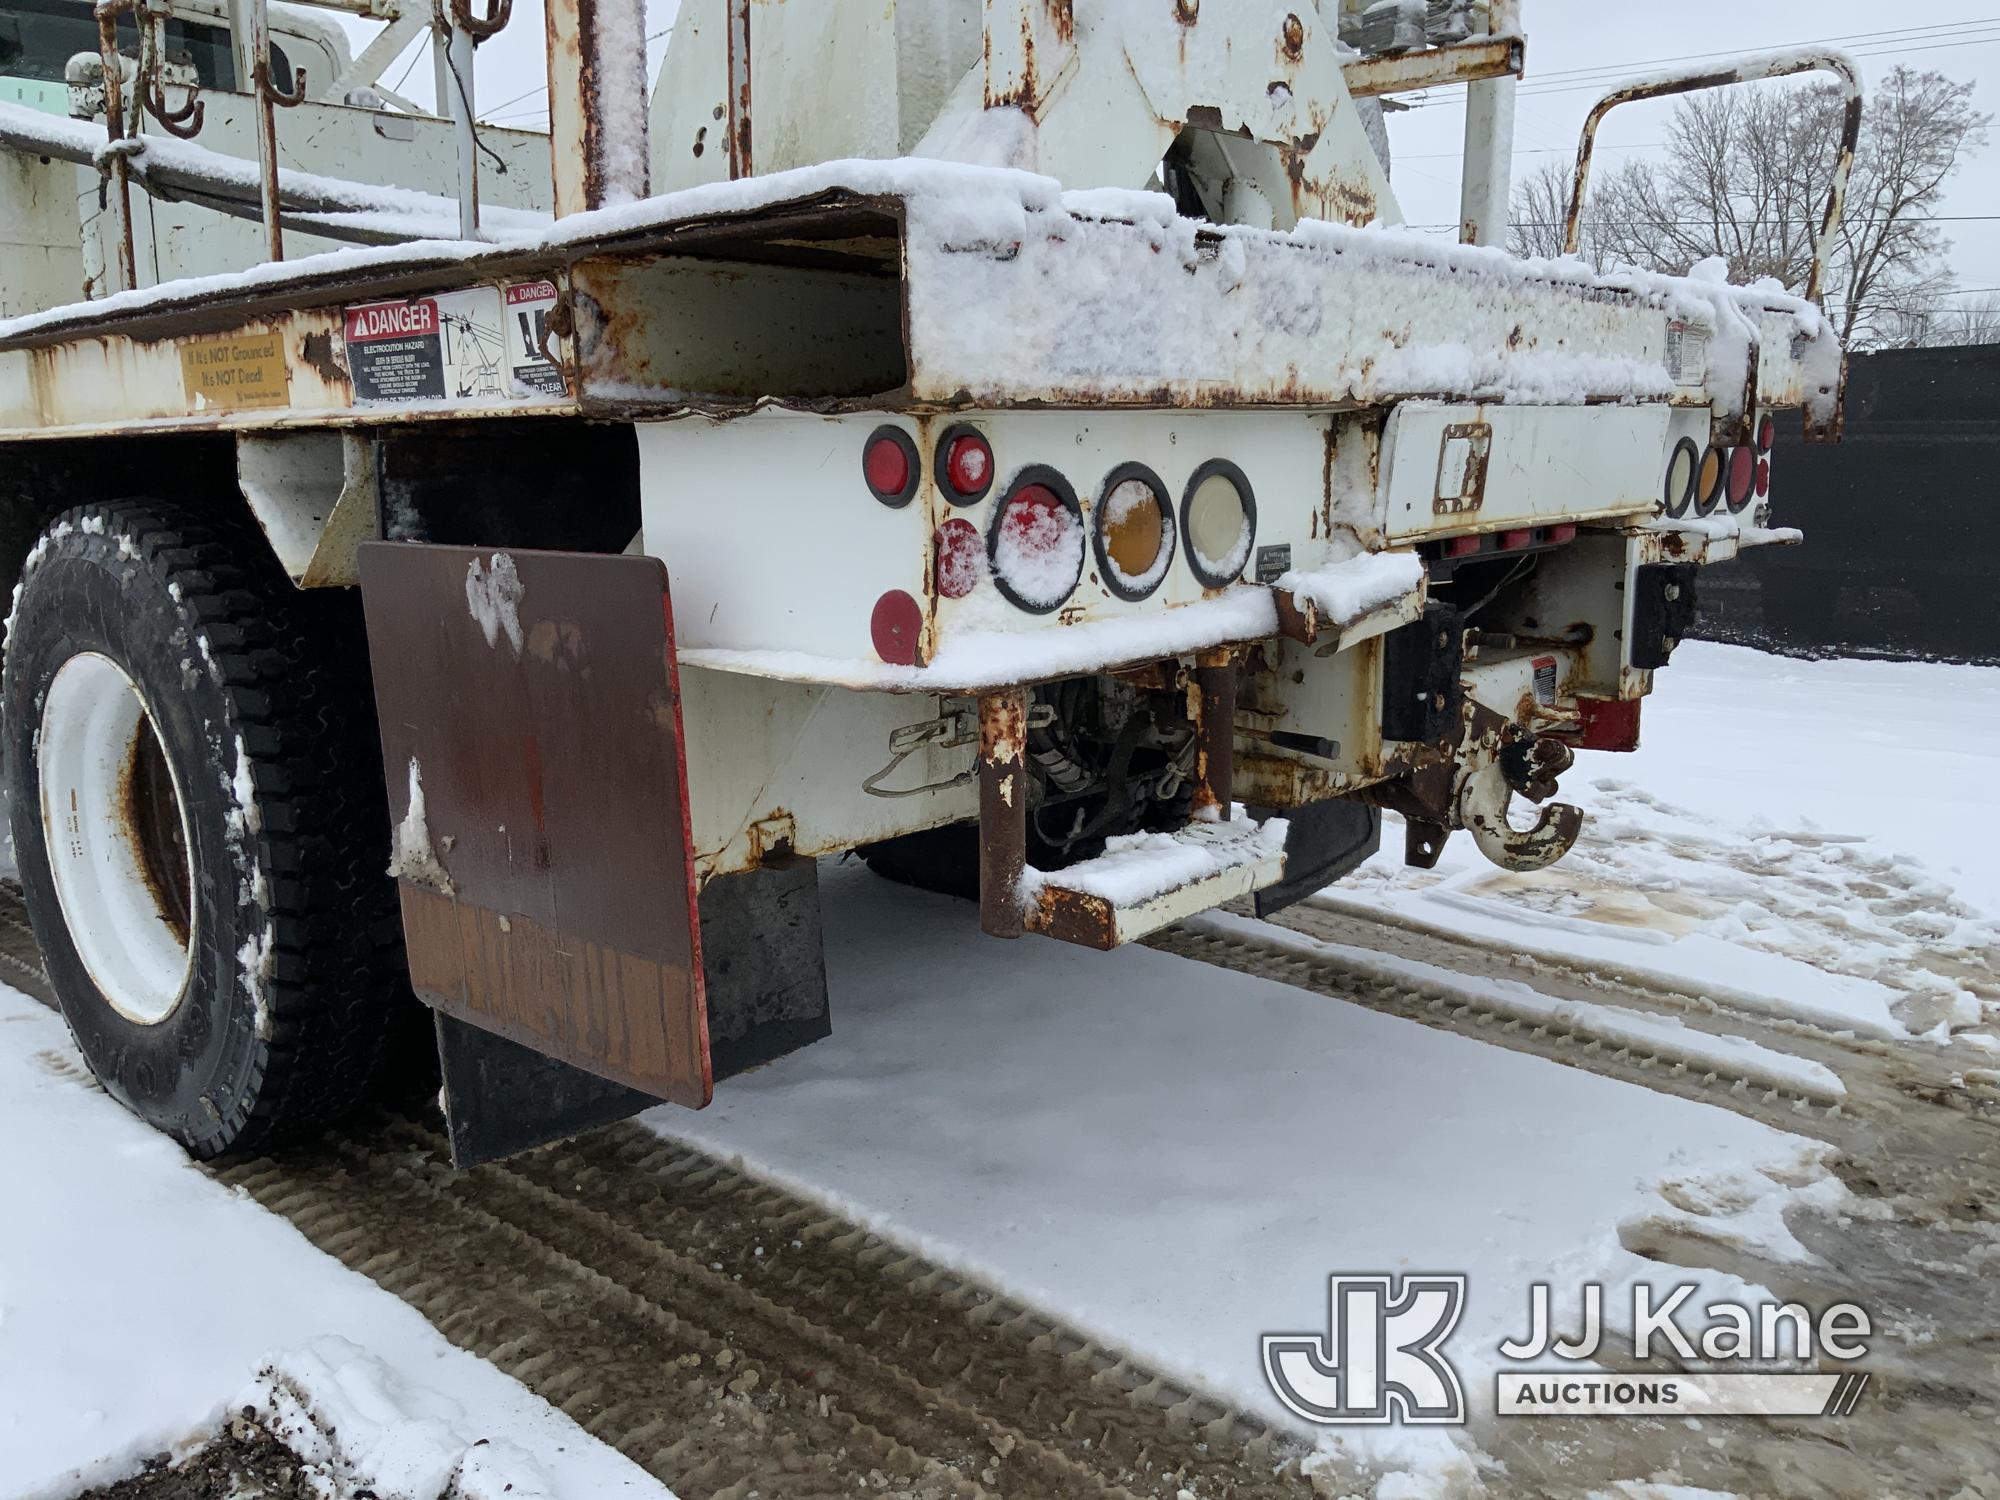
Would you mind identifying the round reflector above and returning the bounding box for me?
[1725,445,1755,511]
[988,469,1084,613]
[1093,464,1175,601]
[936,425,995,506]
[935,517,983,600]
[871,589,923,665]
[1755,457,1771,498]
[1694,445,1725,516]
[1757,413,1776,453]
[1663,437,1699,518]
[864,427,919,508]
[1181,459,1256,589]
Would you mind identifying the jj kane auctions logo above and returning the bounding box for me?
[1263,1276,1873,1424]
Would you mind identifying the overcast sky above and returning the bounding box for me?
[339,1,2000,292]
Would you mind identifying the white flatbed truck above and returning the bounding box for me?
[0,0,1855,1163]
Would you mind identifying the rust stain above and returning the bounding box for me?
[299,329,344,384]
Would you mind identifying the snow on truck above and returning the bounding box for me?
[0,0,1853,1165]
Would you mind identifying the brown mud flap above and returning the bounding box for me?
[360,542,728,1166]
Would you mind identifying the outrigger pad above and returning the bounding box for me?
[359,542,711,1111]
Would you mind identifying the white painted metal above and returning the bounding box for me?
[444,18,479,237]
[636,407,1334,665]
[1457,0,1517,245]
[238,430,378,583]
[37,652,195,1025]
[1377,405,1673,543]
[1459,75,1514,245]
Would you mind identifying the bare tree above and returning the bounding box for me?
[1510,67,1989,349]
[1903,294,2000,347]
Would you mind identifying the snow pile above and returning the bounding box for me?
[1276,550,1426,628]
[251,1338,557,1500]
[681,584,1283,692]
[0,144,1835,437]
[464,550,526,654]
[388,756,453,894]
[0,99,548,247]
[0,987,665,1500]
[1022,814,1289,908]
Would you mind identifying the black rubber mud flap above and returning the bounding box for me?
[359,542,712,1111]
[431,861,832,1168]
[435,1013,663,1169]
[1254,799,1382,917]
[702,859,833,1082]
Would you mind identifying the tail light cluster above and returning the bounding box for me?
[861,425,1259,662]
[1662,415,1773,520]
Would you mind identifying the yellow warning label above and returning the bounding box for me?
[179,333,291,413]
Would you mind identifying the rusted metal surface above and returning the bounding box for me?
[1190,647,1236,819]
[983,0,1077,116]
[1563,50,1862,306]
[1340,36,1524,98]
[547,0,651,216]
[451,0,513,41]
[93,3,138,292]
[247,0,308,262]
[1022,820,1288,950]
[977,687,1028,940]
[358,541,711,1107]
[726,0,752,179]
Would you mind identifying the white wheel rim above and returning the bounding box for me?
[39,653,197,1025]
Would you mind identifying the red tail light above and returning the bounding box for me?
[871,589,923,665]
[1755,458,1771,498]
[1725,446,1755,512]
[864,427,919,508]
[935,518,983,599]
[1757,414,1776,453]
[938,426,995,505]
[1499,527,1534,551]
[988,470,1084,614]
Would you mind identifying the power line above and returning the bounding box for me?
[1406,22,2000,109]
[1506,16,2000,91]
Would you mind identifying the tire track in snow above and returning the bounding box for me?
[214,1116,1316,1500]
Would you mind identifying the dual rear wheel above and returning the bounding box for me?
[3,500,407,1157]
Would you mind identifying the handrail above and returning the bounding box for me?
[1561,49,1862,306]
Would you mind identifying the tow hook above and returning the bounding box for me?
[1456,729,1584,872]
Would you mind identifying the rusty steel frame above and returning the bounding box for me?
[1190,648,1236,819]
[977,688,1028,940]
[1563,49,1862,306]
[726,0,751,180]
[1340,35,1523,99]
[92,1,139,291]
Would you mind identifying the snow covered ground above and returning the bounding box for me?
[1,642,1990,1499]
[641,642,1999,1494]
[1319,643,2000,1044]
[0,991,672,1500]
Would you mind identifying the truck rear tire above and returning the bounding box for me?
[2,500,405,1157]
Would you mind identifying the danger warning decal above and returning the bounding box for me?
[504,280,567,397]
[343,288,524,405]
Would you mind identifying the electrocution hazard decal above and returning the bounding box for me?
[344,288,510,405]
